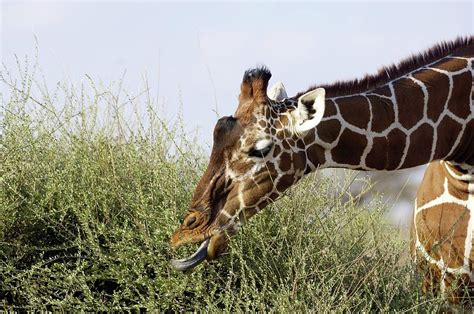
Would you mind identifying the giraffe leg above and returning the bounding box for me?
[410,212,440,297]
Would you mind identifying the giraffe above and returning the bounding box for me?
[414,160,474,304]
[170,37,474,304]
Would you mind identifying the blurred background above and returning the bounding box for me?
[2,0,472,231]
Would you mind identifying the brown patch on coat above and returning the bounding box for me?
[317,119,342,143]
[324,99,338,117]
[365,128,407,170]
[434,115,463,159]
[272,144,281,158]
[368,95,396,133]
[366,136,388,170]
[336,96,370,129]
[448,71,472,119]
[385,128,408,170]
[416,161,445,208]
[432,58,468,72]
[293,151,307,172]
[402,123,434,168]
[277,174,294,193]
[303,129,316,145]
[451,120,474,164]
[415,203,468,268]
[412,69,450,122]
[447,179,470,201]
[331,129,367,166]
[279,152,292,172]
[394,77,425,130]
[306,143,326,166]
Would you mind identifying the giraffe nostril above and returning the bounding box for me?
[185,216,197,227]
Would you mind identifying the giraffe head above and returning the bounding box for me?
[170,67,326,271]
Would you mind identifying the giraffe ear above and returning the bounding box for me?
[291,88,326,135]
[268,82,287,101]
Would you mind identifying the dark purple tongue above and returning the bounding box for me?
[171,239,209,271]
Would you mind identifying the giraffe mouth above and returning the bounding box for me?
[171,239,210,271]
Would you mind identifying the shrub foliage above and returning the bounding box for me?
[0,59,441,311]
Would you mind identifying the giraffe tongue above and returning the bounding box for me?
[171,239,210,271]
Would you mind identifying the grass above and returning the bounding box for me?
[0,57,443,311]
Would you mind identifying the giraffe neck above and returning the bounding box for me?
[306,54,474,171]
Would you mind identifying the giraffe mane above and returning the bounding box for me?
[295,35,474,98]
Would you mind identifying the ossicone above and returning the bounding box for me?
[239,66,272,104]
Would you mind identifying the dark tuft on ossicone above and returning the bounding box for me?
[243,66,272,84]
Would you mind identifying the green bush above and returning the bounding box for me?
[0,58,442,311]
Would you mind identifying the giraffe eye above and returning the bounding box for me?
[248,140,273,158]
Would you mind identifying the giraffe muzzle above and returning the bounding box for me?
[170,238,210,271]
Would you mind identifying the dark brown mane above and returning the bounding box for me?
[295,36,474,98]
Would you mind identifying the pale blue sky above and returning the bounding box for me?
[2,1,472,145]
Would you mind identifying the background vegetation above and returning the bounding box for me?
[0,58,443,311]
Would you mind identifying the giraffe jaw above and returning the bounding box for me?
[171,238,210,271]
